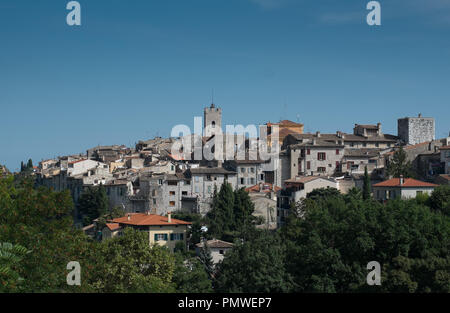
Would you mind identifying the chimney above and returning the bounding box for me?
[316,131,321,138]
[418,113,422,118]
[146,210,150,215]
[399,175,404,186]
[127,214,131,221]
[168,212,172,223]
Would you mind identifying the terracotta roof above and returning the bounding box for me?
[285,176,321,184]
[245,183,282,193]
[111,213,192,226]
[373,178,438,188]
[69,159,88,165]
[267,120,303,127]
[196,239,233,249]
[106,223,121,231]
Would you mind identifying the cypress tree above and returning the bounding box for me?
[363,166,371,200]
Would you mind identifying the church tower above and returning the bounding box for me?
[204,103,222,136]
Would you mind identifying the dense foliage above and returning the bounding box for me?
[0,171,448,293]
[77,185,109,226]
[206,182,256,241]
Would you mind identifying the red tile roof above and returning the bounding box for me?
[111,213,192,226]
[245,183,281,193]
[68,159,87,164]
[373,178,438,188]
[106,223,121,231]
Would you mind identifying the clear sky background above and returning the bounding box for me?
[1,0,449,171]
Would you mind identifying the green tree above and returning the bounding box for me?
[362,166,371,200]
[233,188,256,230]
[78,185,109,226]
[26,159,33,169]
[281,189,450,292]
[90,227,175,293]
[428,185,450,216]
[0,176,98,292]
[387,146,413,178]
[214,230,292,293]
[206,182,235,239]
[0,242,31,292]
[172,252,212,293]
[198,242,215,279]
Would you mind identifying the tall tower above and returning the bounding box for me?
[204,103,222,136]
[398,114,435,145]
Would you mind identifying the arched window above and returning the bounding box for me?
[212,121,216,128]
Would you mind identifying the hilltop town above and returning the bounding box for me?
[10,103,444,232]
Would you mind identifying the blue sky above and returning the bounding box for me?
[1,0,449,171]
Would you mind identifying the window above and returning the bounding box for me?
[206,175,212,181]
[168,181,177,186]
[336,149,340,155]
[375,143,379,148]
[416,191,423,196]
[153,199,156,205]
[169,201,176,207]
[306,161,311,170]
[169,191,176,196]
[154,233,168,241]
[318,152,326,161]
[241,168,245,173]
[195,186,199,193]
[158,179,163,185]
[260,174,264,180]
[194,176,199,182]
[182,191,188,196]
[240,178,245,184]
[250,167,255,173]
[317,167,326,173]
[250,178,255,185]
[219,250,224,255]
[170,233,184,241]
[362,143,367,147]
[307,149,311,155]
[207,186,212,193]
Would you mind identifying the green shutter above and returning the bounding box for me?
[180,233,184,240]
[154,234,158,241]
[170,234,174,241]
[164,234,168,241]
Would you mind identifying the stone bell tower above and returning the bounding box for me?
[204,103,222,136]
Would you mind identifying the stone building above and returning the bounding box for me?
[276,176,338,227]
[398,114,435,145]
[204,103,222,137]
[440,145,450,174]
[195,239,233,265]
[225,158,267,189]
[373,177,437,201]
[286,139,345,177]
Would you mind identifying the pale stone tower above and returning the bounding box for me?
[204,103,222,136]
[398,114,435,145]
